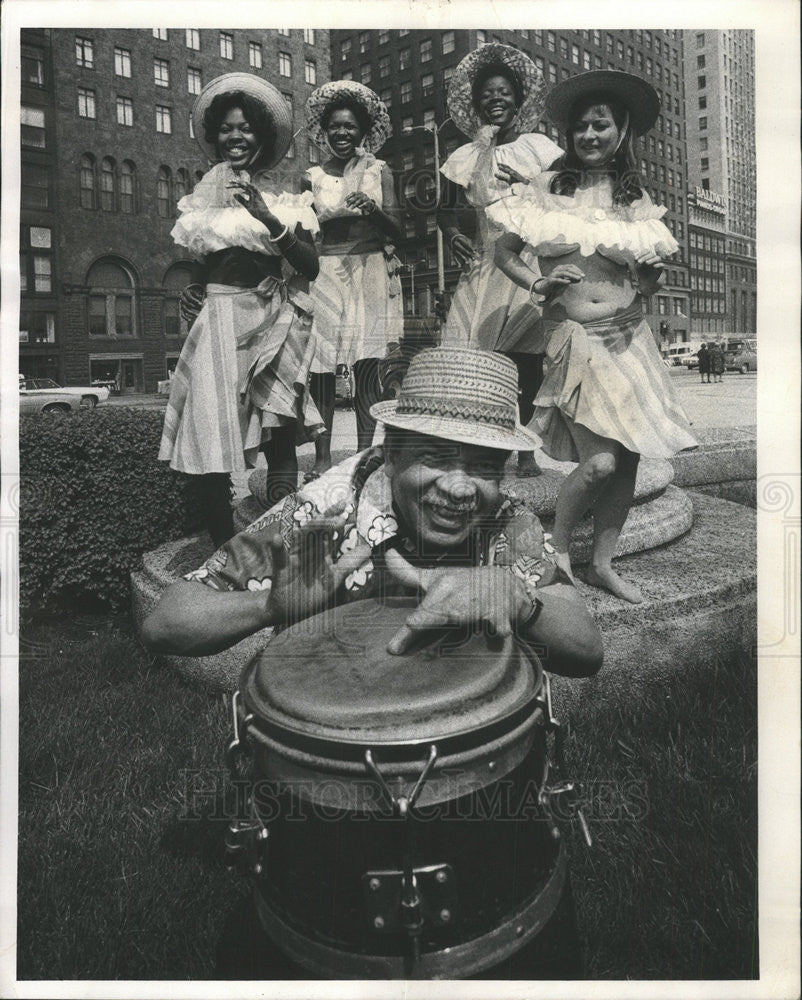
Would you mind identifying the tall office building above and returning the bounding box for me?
[19,28,331,391]
[683,29,756,334]
[332,28,691,344]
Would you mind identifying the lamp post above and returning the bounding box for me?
[402,118,451,298]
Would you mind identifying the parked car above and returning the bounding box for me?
[18,376,109,408]
[19,382,81,415]
[727,341,757,373]
[663,343,703,367]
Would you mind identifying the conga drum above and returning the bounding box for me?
[225,598,583,979]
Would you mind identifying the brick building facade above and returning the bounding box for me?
[19,28,331,392]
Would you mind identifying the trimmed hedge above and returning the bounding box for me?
[20,408,204,615]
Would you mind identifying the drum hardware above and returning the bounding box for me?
[224,691,266,875]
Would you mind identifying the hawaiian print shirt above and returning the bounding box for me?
[185,447,564,605]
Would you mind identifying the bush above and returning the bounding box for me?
[20,408,205,616]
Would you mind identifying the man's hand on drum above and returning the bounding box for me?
[385,567,532,655]
[180,284,205,325]
[266,518,366,626]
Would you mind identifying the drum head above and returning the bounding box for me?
[241,599,541,746]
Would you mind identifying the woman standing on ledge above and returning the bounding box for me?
[438,43,562,477]
[160,74,323,547]
[303,80,403,478]
[491,71,697,602]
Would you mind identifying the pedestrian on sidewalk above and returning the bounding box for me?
[302,81,403,481]
[159,73,324,548]
[709,341,725,382]
[438,43,563,479]
[697,343,711,383]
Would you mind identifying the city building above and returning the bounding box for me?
[19,28,330,392]
[332,28,691,344]
[683,29,756,334]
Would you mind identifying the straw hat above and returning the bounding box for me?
[305,80,391,154]
[545,70,661,136]
[447,43,547,138]
[370,348,542,452]
[191,73,293,168]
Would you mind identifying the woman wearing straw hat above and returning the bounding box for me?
[302,80,403,479]
[491,70,697,602]
[438,43,562,478]
[159,73,324,547]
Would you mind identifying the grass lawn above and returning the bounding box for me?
[16,613,757,981]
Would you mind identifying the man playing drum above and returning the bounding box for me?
[143,347,602,680]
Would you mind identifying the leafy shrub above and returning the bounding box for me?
[20,408,204,615]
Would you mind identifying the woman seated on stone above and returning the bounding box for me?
[491,71,697,602]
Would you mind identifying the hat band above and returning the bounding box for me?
[396,395,516,430]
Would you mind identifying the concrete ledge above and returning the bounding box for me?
[132,492,753,694]
[670,426,755,489]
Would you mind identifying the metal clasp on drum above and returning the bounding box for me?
[224,691,267,876]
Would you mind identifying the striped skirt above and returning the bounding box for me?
[440,242,544,354]
[158,279,324,475]
[534,303,698,461]
[309,251,404,373]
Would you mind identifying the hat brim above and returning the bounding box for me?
[448,43,547,139]
[192,73,294,169]
[370,401,542,453]
[306,81,392,154]
[545,71,660,136]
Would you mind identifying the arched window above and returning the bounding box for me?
[86,258,136,338]
[120,161,135,214]
[79,154,96,209]
[193,169,204,190]
[163,262,194,339]
[100,157,116,211]
[157,166,171,218]
[174,168,190,211]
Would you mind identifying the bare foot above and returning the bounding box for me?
[516,453,543,478]
[586,565,643,603]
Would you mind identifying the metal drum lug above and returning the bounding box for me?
[362,863,456,938]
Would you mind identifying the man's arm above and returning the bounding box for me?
[525,582,603,678]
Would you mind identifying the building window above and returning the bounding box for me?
[100,158,115,211]
[342,69,353,81]
[360,64,372,85]
[174,168,190,212]
[285,140,295,160]
[548,63,557,85]
[279,52,292,77]
[153,28,168,41]
[75,36,94,68]
[249,42,262,68]
[583,50,592,70]
[399,48,410,70]
[220,32,233,60]
[379,56,390,77]
[359,31,369,54]
[308,142,319,165]
[699,116,707,131]
[79,156,95,208]
[399,29,410,38]
[156,167,171,217]
[277,28,290,37]
[696,32,705,48]
[114,47,132,78]
[189,117,195,139]
[699,96,707,110]
[698,75,706,89]
[187,67,202,94]
[303,29,315,45]
[33,255,52,292]
[19,311,56,345]
[120,161,135,213]
[421,73,434,97]
[442,30,455,54]
[401,115,413,132]
[420,39,432,63]
[186,28,200,50]
[87,259,136,338]
[155,105,171,133]
[560,38,569,59]
[341,39,351,60]
[701,157,709,170]
[378,30,390,45]
[379,87,391,108]
[423,108,436,129]
[400,81,412,104]
[21,106,46,148]
[402,150,415,171]
[22,44,45,86]
[304,60,316,85]
[697,55,705,69]
[571,43,580,64]
[154,58,170,87]
[78,87,96,119]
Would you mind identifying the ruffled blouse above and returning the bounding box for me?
[440,129,562,209]
[307,152,385,223]
[170,162,320,258]
[486,172,679,259]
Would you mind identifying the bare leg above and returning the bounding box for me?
[585,449,643,603]
[262,424,298,508]
[309,372,334,477]
[550,422,621,582]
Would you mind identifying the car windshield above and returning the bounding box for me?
[35,378,61,389]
